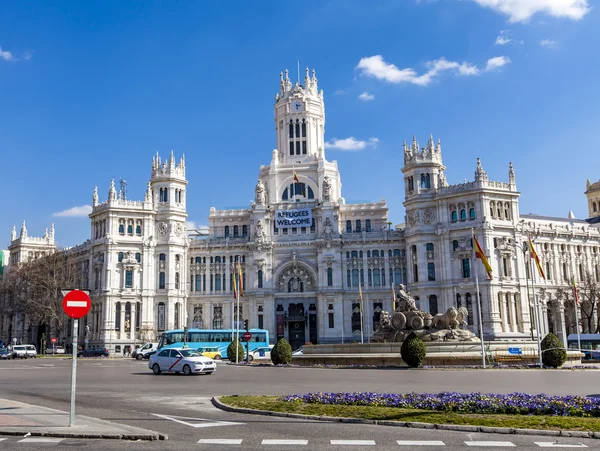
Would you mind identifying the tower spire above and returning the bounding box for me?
[93,186,98,207]
[20,221,27,238]
[11,225,16,241]
[108,179,116,201]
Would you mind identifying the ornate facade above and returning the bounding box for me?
[2,68,600,352]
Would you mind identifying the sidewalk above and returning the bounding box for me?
[0,398,166,440]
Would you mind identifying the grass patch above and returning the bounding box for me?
[220,396,600,432]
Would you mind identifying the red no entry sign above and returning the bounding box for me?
[62,290,91,319]
[242,332,252,341]
[51,337,57,343]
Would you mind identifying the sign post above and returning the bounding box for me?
[62,289,91,427]
[242,331,252,364]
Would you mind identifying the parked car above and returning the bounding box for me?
[0,348,12,360]
[149,348,216,376]
[143,350,157,360]
[197,347,223,360]
[45,346,66,355]
[24,345,38,358]
[132,342,159,360]
[77,348,109,358]
[292,347,304,356]
[246,345,275,362]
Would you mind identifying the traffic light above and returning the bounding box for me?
[244,319,249,331]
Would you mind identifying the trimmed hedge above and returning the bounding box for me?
[272,338,293,365]
[227,339,245,363]
[541,332,567,368]
[401,331,427,368]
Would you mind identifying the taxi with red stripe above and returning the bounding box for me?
[149,347,216,376]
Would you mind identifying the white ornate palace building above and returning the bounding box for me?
[2,68,600,352]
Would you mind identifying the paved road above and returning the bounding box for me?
[0,358,598,450]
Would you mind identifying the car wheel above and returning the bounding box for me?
[247,355,254,362]
[136,354,143,361]
[152,364,161,375]
[183,364,192,376]
[214,355,222,360]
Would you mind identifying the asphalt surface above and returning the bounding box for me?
[0,358,599,450]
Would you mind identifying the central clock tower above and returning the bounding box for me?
[274,68,325,164]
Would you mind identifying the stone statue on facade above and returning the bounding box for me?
[322,176,331,201]
[374,286,479,343]
[255,221,265,243]
[255,179,266,205]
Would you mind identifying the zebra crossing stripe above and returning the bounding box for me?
[330,440,376,445]
[261,439,308,445]
[18,438,64,443]
[198,439,243,445]
[465,441,516,447]
[534,444,587,448]
[397,440,445,446]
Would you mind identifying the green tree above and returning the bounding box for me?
[401,331,427,368]
[271,338,293,365]
[227,339,245,363]
[541,332,567,368]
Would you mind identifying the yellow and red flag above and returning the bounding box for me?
[238,263,244,297]
[391,283,397,311]
[474,235,493,279]
[528,237,546,280]
[359,284,363,313]
[573,280,580,305]
[232,264,238,299]
[293,170,299,183]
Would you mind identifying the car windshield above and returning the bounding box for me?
[180,349,201,357]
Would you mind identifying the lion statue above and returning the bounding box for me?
[432,306,470,330]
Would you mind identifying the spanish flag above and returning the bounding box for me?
[573,280,580,306]
[359,284,363,313]
[293,170,299,183]
[528,237,545,280]
[232,265,238,299]
[238,263,244,297]
[474,235,493,279]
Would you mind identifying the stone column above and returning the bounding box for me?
[556,299,568,347]
[120,306,125,342]
[131,302,137,341]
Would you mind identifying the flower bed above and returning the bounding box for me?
[282,392,600,417]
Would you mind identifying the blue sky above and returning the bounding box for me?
[1,0,598,248]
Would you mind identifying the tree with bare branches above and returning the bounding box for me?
[556,273,600,334]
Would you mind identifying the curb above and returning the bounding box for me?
[0,429,167,441]
[211,397,599,439]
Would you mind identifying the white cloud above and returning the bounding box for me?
[23,50,32,61]
[485,56,511,71]
[53,205,93,217]
[472,0,590,23]
[540,38,558,47]
[334,89,347,95]
[495,35,511,45]
[325,137,380,151]
[356,55,481,87]
[0,46,14,61]
[359,91,375,101]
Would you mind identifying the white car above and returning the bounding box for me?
[46,346,65,355]
[247,345,275,362]
[149,348,216,376]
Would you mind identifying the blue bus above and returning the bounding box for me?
[157,328,270,359]
[567,333,600,360]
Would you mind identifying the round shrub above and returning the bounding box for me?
[272,338,293,365]
[541,332,567,368]
[227,339,245,363]
[401,331,427,368]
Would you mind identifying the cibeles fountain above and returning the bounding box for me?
[373,285,480,344]
[295,286,582,367]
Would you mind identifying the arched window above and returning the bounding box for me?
[351,250,358,258]
[351,269,359,287]
[429,295,438,316]
[346,220,352,233]
[242,225,248,236]
[125,270,133,288]
[451,211,458,222]
[327,267,333,286]
[136,224,142,235]
[490,202,495,218]
[469,208,476,219]
[456,293,462,308]
[159,272,165,289]
[359,250,363,258]
[594,202,598,213]
[372,250,379,257]
[365,219,371,232]
[118,252,123,262]
[115,302,121,331]
[420,174,426,188]
[504,203,510,220]
[356,220,361,233]
[127,224,133,234]
[460,209,467,220]
[373,269,381,286]
[394,268,401,285]
[215,274,221,291]
[119,223,125,234]
[466,293,474,325]
[258,270,263,289]
[233,225,239,237]
[224,226,230,238]
[427,263,436,281]
[425,173,431,189]
[413,264,418,282]
[135,252,141,262]
[453,240,459,251]
[393,249,401,256]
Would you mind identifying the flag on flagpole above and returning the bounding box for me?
[238,263,244,297]
[293,170,299,183]
[573,280,580,305]
[232,264,237,299]
[528,236,546,280]
[391,283,397,311]
[359,284,363,313]
[473,235,493,279]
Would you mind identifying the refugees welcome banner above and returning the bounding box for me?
[275,208,312,229]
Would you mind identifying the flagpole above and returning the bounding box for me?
[574,281,582,355]
[528,255,543,368]
[366,285,370,344]
[292,166,295,202]
[359,285,364,344]
[341,299,345,344]
[236,266,241,362]
[472,229,486,368]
